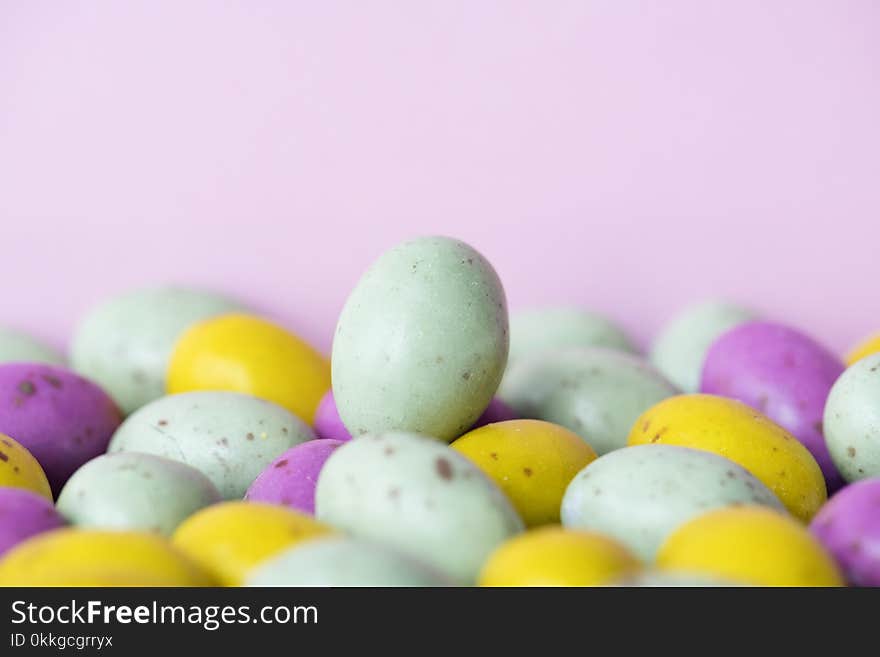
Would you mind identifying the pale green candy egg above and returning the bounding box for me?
[650,300,755,392]
[246,536,452,587]
[508,307,636,364]
[561,444,785,561]
[314,432,524,584]
[499,347,678,454]
[332,237,508,442]
[109,391,313,499]
[56,452,221,536]
[0,327,64,365]
[70,286,246,415]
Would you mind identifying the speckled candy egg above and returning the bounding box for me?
[810,479,880,586]
[561,445,785,561]
[823,353,880,482]
[0,488,66,556]
[499,347,678,454]
[246,439,344,514]
[700,321,844,491]
[0,434,52,499]
[246,536,451,587]
[70,287,245,415]
[332,237,509,442]
[650,301,755,392]
[56,452,221,536]
[846,332,880,365]
[470,397,518,429]
[0,363,121,494]
[315,432,524,584]
[508,307,636,364]
[313,391,352,442]
[0,327,64,365]
[109,391,313,499]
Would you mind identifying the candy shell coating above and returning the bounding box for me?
[70,287,245,415]
[313,391,352,442]
[561,444,785,561]
[315,432,524,584]
[0,327,64,366]
[56,452,222,536]
[846,332,880,365]
[451,419,597,527]
[0,488,66,556]
[246,536,451,587]
[0,363,121,494]
[246,439,344,515]
[470,397,518,429]
[332,236,509,442]
[0,433,52,500]
[500,347,678,454]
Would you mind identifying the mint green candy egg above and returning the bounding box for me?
[0,327,64,365]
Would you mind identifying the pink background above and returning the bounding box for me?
[1,1,878,355]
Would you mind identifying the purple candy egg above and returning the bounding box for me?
[700,321,844,492]
[810,479,880,586]
[0,487,67,556]
[313,391,352,442]
[245,439,344,514]
[470,397,518,430]
[0,363,122,494]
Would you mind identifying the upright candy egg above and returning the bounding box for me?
[331,237,509,441]
[109,391,313,499]
[315,432,524,584]
[0,488,66,556]
[500,347,678,454]
[56,453,222,536]
[0,327,64,365]
[70,287,245,415]
[561,444,784,561]
[167,314,330,425]
[0,434,52,499]
[823,353,880,482]
[650,300,755,392]
[0,363,121,494]
[628,394,826,521]
[508,307,636,364]
[846,332,880,365]
[700,321,844,490]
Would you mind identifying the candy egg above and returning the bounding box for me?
[0,528,214,586]
[246,439,344,514]
[0,434,52,499]
[332,237,508,442]
[846,332,880,365]
[823,353,880,482]
[56,452,221,535]
[0,327,64,366]
[500,347,678,454]
[0,363,121,494]
[109,391,313,499]
[0,488,66,556]
[246,536,451,587]
[315,432,523,584]
[470,397,518,429]
[561,444,785,561]
[313,391,353,442]
[478,526,640,587]
[700,321,844,490]
[70,287,245,415]
[657,506,844,586]
[451,419,597,527]
[171,501,333,586]
[650,301,755,392]
[628,394,826,521]
[508,307,636,364]
[167,314,330,425]
[810,478,880,586]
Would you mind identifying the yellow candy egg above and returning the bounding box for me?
[846,332,880,365]
[478,526,639,586]
[0,528,214,586]
[166,314,331,425]
[657,506,844,586]
[0,433,52,500]
[451,419,597,527]
[627,394,826,521]
[171,501,333,585]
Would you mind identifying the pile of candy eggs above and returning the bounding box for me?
[0,235,878,587]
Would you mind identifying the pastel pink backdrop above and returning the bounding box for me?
[1,1,878,355]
